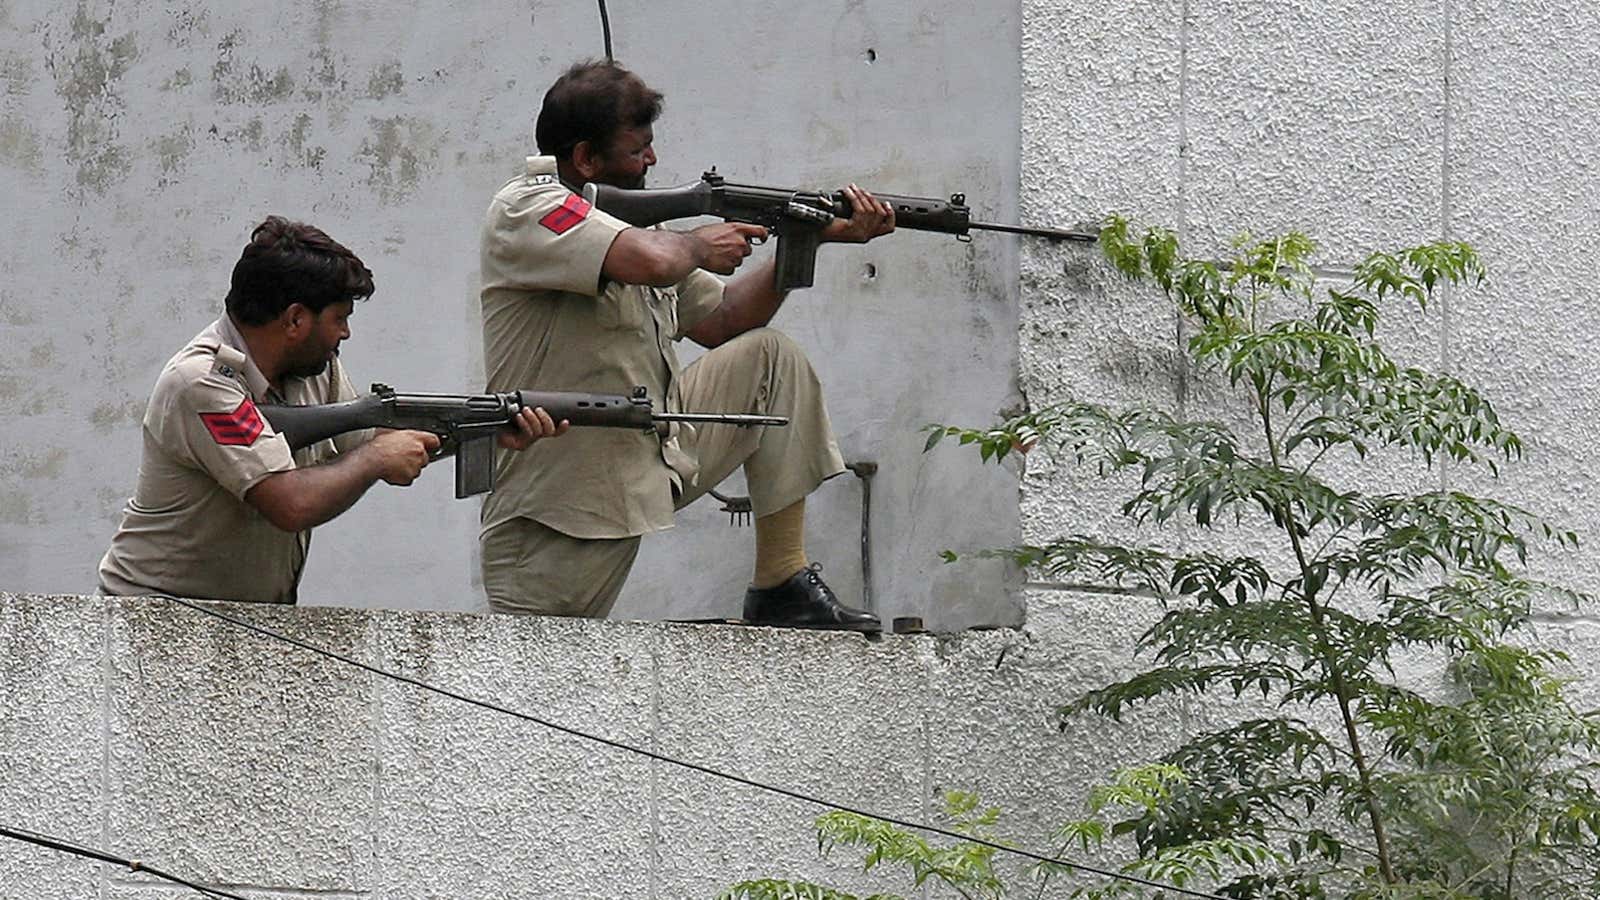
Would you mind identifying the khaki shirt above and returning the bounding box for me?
[98,316,368,604]
[479,155,725,539]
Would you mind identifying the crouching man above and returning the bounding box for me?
[99,216,561,604]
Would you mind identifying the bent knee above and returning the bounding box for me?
[734,327,807,364]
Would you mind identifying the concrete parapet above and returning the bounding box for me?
[6,588,1598,898]
[0,590,1175,899]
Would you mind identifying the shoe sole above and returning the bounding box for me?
[743,619,882,634]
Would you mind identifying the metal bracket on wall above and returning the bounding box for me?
[708,488,753,526]
[706,461,879,614]
[845,461,877,614]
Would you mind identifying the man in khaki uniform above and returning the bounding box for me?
[99,216,558,604]
[479,59,894,629]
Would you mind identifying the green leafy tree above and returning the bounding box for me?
[718,791,1006,900]
[916,220,1600,897]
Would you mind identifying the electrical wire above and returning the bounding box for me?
[597,0,613,61]
[159,595,1229,900]
[0,824,250,900]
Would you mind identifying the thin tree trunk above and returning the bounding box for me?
[1259,393,1398,885]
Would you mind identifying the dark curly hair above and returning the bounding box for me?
[535,59,663,161]
[224,216,375,327]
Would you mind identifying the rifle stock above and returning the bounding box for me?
[581,180,718,226]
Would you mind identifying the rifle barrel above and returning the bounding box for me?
[654,412,789,427]
[968,220,1099,242]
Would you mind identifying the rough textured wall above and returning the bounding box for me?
[9,1,1600,895]
[1014,0,1600,682]
[4,587,1598,900]
[0,1,1025,629]
[0,591,1179,899]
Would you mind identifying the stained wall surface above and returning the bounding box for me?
[7,2,1600,898]
[0,1,1026,629]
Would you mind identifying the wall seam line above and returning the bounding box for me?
[1175,0,1193,414]
[919,640,933,900]
[648,628,661,900]
[1441,0,1456,245]
[99,595,112,900]
[1531,612,1600,626]
[1176,0,1195,744]
[369,613,384,900]
[1440,0,1456,494]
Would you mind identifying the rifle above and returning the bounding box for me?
[583,169,1098,291]
[260,383,787,499]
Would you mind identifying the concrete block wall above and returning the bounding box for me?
[6,0,1600,897]
[0,591,1179,899]
[1005,6,1600,890]
[1014,1,1600,630]
[0,0,1026,630]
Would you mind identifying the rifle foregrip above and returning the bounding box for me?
[832,191,971,236]
[515,390,655,430]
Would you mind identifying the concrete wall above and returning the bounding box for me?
[0,590,1183,899]
[7,586,1593,900]
[1016,3,1600,618]
[8,1,1600,898]
[0,0,1025,630]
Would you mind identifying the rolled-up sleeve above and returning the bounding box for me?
[672,267,727,339]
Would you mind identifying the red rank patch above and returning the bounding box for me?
[539,193,592,235]
[199,398,265,446]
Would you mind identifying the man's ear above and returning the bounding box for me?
[281,302,311,339]
[570,140,602,181]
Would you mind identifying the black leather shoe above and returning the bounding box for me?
[743,563,882,632]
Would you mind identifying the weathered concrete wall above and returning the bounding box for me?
[1015,2,1600,631]
[8,1,1600,896]
[5,585,1599,900]
[0,1,1025,629]
[0,590,1183,899]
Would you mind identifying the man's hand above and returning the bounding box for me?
[821,184,895,244]
[690,221,768,274]
[497,406,569,450]
[368,429,441,486]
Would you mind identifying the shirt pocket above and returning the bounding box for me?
[597,285,649,333]
[649,285,680,339]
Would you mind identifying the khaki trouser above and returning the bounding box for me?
[481,328,846,617]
